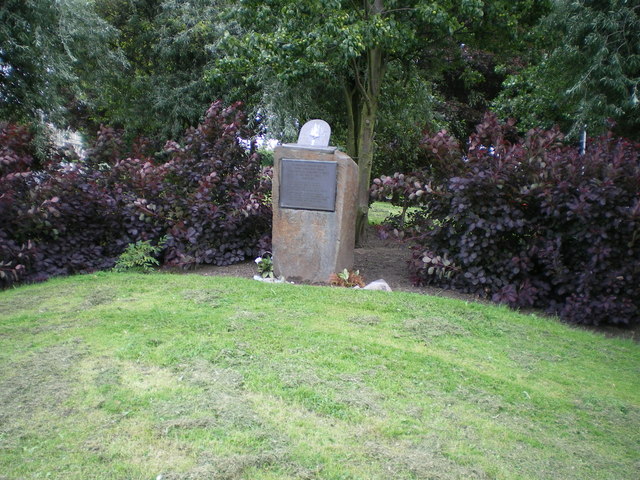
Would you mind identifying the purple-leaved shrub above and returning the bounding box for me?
[372,114,640,326]
[0,101,272,288]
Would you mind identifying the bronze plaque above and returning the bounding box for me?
[279,159,337,212]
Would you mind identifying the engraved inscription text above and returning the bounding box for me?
[279,159,337,212]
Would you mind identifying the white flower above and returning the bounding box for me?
[254,256,262,264]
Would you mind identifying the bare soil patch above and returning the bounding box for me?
[189,227,472,302]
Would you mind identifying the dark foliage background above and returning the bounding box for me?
[372,114,640,326]
[0,102,272,288]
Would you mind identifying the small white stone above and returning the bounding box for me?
[253,275,287,283]
[363,279,392,292]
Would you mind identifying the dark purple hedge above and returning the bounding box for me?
[0,101,272,288]
[373,114,640,326]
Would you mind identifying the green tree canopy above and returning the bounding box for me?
[92,0,235,140]
[0,0,123,127]
[213,0,548,242]
[495,0,640,139]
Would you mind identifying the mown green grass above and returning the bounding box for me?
[1,272,638,479]
[367,201,414,225]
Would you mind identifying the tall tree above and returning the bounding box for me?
[0,0,122,127]
[215,0,547,243]
[93,0,244,140]
[494,0,640,138]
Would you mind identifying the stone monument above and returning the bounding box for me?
[272,120,358,283]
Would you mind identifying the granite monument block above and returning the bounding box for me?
[272,120,358,283]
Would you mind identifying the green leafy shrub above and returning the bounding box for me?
[329,269,366,288]
[255,253,274,278]
[114,238,166,273]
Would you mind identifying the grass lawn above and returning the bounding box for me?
[367,201,419,225]
[368,201,399,225]
[0,272,638,479]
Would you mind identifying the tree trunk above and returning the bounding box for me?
[343,85,357,159]
[354,101,377,246]
[350,1,386,246]
[355,51,385,245]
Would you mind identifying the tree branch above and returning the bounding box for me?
[351,56,372,109]
[382,8,416,15]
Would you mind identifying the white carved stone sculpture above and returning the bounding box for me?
[297,119,331,147]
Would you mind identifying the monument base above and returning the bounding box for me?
[272,145,358,283]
